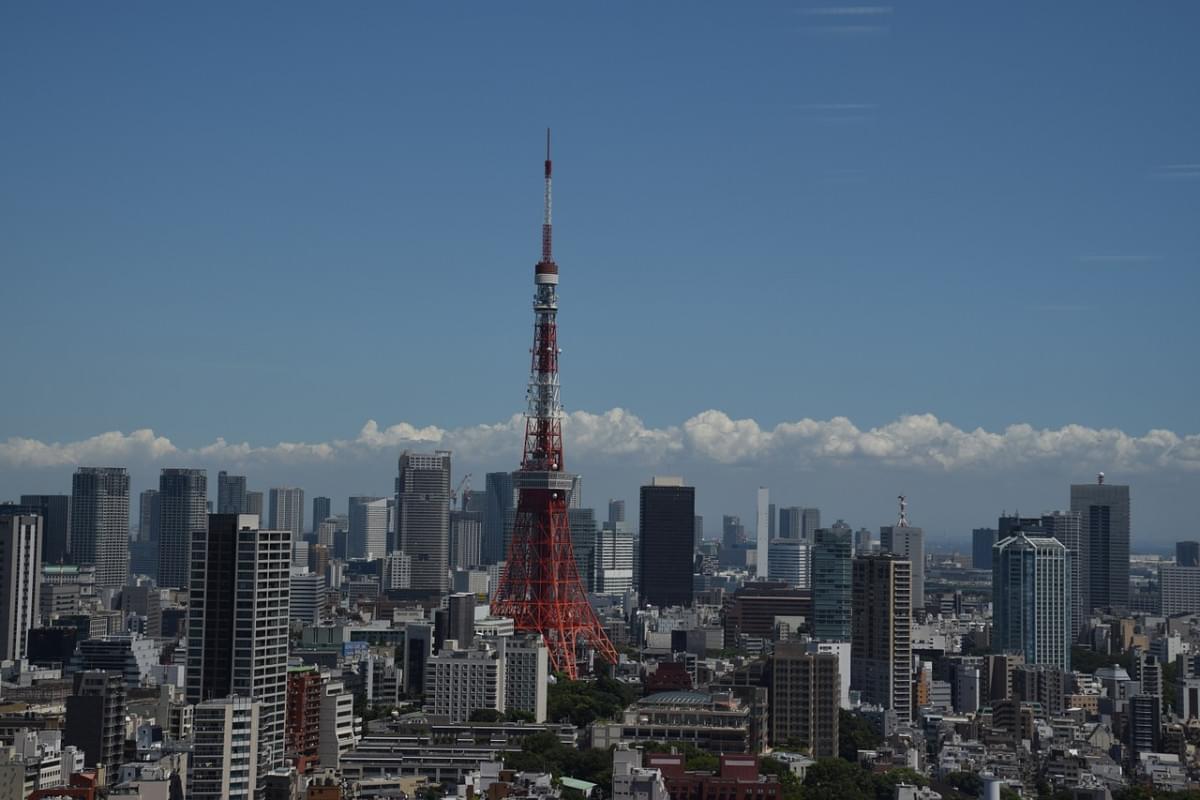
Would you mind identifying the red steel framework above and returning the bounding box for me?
[491,131,620,678]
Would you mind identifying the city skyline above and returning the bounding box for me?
[3,2,1198,544]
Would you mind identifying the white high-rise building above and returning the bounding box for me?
[268,487,305,540]
[767,539,810,589]
[993,533,1071,671]
[290,569,323,625]
[881,523,925,611]
[319,676,358,769]
[756,487,770,579]
[383,552,412,590]
[187,514,291,784]
[425,640,505,723]
[349,496,387,561]
[502,634,548,722]
[0,515,41,661]
[595,524,634,595]
[189,696,260,800]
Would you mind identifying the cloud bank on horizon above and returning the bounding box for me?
[2,410,1197,474]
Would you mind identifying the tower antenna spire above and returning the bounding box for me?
[542,127,553,264]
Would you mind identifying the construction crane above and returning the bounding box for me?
[450,473,472,510]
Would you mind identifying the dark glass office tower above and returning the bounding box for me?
[395,451,451,595]
[1070,476,1130,611]
[1178,541,1200,568]
[18,494,70,565]
[812,526,852,640]
[638,477,695,608]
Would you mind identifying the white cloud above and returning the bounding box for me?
[2,410,1197,473]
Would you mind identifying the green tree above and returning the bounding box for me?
[945,772,983,797]
[837,709,882,762]
[469,708,505,722]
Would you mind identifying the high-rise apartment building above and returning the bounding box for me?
[972,528,997,570]
[0,515,41,661]
[880,522,925,612]
[187,514,291,780]
[1158,565,1200,616]
[756,488,770,578]
[311,497,331,535]
[217,472,247,515]
[18,495,69,565]
[1071,476,1130,612]
[395,451,452,595]
[450,509,483,569]
[138,489,160,543]
[1040,510,1083,634]
[245,491,264,520]
[596,523,634,595]
[769,644,840,757]
[157,468,207,590]
[1178,541,1200,568]
[482,472,515,564]
[190,696,261,800]
[638,477,695,608]
[348,496,387,561]
[269,487,305,540]
[993,533,1071,670]
[811,526,852,641]
[851,555,913,724]
[70,467,130,589]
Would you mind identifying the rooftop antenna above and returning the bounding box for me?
[1097,472,1105,485]
[897,495,909,528]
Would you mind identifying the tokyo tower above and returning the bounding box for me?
[490,131,620,678]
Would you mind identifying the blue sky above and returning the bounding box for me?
[2,2,1198,544]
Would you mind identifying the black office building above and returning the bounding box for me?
[17,495,70,565]
[638,477,695,608]
[1178,541,1200,568]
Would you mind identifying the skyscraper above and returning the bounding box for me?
[778,507,802,540]
[245,491,264,520]
[450,508,483,569]
[395,450,452,595]
[608,499,625,526]
[811,526,852,641]
[972,528,998,570]
[756,487,770,578]
[1178,541,1200,568]
[138,488,160,543]
[216,472,247,515]
[638,477,695,608]
[596,523,634,595]
[0,515,41,661]
[767,539,809,588]
[1071,475,1131,612]
[993,532,1071,670]
[312,497,331,534]
[348,496,387,561]
[569,507,599,592]
[157,468,207,590]
[19,494,69,565]
[1041,510,1083,634]
[851,555,913,724]
[187,514,290,779]
[70,467,130,589]
[880,497,924,611]
[722,515,745,549]
[268,487,305,540]
[482,472,515,564]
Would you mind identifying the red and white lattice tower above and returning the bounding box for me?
[491,131,620,678]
